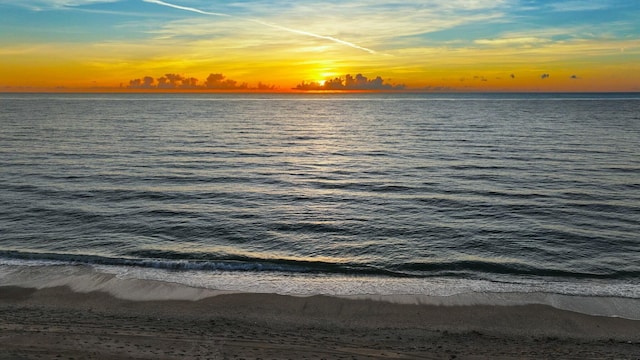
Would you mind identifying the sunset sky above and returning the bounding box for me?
[1,0,639,91]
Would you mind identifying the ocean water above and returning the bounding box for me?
[1,92,639,315]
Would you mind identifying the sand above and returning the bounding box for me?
[1,285,639,359]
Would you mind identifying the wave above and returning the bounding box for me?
[392,261,640,280]
[2,250,638,281]
[3,255,639,319]
[0,250,392,276]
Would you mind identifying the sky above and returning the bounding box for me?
[1,0,639,92]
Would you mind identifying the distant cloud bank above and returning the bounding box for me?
[124,71,580,92]
[295,74,405,91]
[126,73,405,91]
[128,73,276,90]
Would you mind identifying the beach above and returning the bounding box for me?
[1,94,639,359]
[1,286,639,359]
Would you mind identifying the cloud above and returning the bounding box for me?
[0,0,119,10]
[157,73,181,88]
[256,82,276,90]
[203,73,247,90]
[474,37,549,46]
[143,0,376,54]
[295,73,405,91]
[156,73,201,89]
[540,73,550,79]
[128,76,155,89]
[128,73,259,90]
[224,0,510,45]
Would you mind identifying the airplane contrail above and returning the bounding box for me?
[143,0,376,54]
[144,0,230,17]
[249,19,377,54]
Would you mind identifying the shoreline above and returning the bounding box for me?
[2,285,640,359]
[2,263,639,320]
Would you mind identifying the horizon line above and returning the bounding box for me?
[1,87,639,94]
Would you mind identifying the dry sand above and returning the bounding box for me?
[1,285,639,359]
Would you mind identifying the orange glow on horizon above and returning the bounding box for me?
[1,47,639,93]
[1,1,639,93]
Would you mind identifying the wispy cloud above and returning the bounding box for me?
[143,0,377,54]
[0,0,119,10]
[474,37,549,46]
[249,19,377,54]
[256,1,510,45]
[2,0,638,91]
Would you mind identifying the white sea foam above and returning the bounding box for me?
[1,261,639,320]
[0,263,226,301]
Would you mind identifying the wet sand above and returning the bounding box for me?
[1,285,639,359]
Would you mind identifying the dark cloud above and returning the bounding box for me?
[127,73,269,90]
[540,73,550,79]
[295,73,405,91]
[257,82,276,90]
[128,76,155,89]
[157,73,185,89]
[203,73,248,90]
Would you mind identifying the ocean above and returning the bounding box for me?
[1,92,639,317]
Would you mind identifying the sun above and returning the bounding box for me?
[317,79,326,86]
